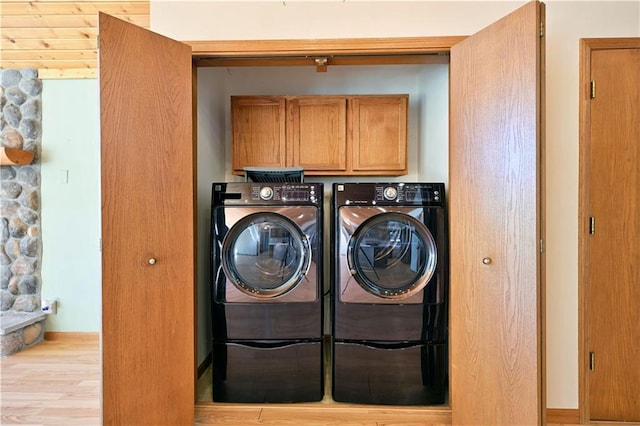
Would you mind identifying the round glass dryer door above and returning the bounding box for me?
[347,212,437,299]
[221,212,311,298]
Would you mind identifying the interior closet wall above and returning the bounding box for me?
[195,68,227,364]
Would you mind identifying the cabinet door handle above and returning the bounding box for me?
[482,257,492,265]
[148,258,157,265]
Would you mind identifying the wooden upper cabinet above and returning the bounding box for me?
[232,94,408,175]
[289,96,347,171]
[350,95,408,172]
[231,96,286,172]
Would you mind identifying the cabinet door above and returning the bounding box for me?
[99,13,195,426]
[449,1,544,425]
[350,95,408,174]
[289,96,347,171]
[232,96,286,173]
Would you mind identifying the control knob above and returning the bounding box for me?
[259,186,274,200]
[383,186,398,201]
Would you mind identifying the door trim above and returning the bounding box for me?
[578,37,640,424]
[189,36,465,57]
[189,36,465,69]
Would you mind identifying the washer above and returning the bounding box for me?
[332,182,448,405]
[211,182,323,403]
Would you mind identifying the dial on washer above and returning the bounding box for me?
[383,186,398,201]
[259,186,274,200]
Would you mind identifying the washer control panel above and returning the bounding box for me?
[252,183,319,204]
[383,186,398,201]
[259,186,274,200]
[374,183,442,204]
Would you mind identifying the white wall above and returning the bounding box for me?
[41,79,101,332]
[151,1,523,40]
[543,1,639,408]
[209,64,448,183]
[195,68,227,363]
[36,0,639,411]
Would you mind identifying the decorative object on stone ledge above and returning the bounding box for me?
[0,147,34,166]
[1,68,44,356]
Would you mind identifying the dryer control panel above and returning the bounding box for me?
[335,182,445,207]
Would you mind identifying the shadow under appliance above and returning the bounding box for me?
[332,182,448,405]
[211,182,323,403]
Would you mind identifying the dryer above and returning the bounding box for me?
[211,182,323,403]
[332,182,448,405]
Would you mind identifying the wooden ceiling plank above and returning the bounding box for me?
[2,28,98,39]
[2,59,96,68]
[2,38,97,50]
[37,68,97,79]
[1,0,147,2]
[0,14,149,28]
[1,2,149,15]
[1,50,97,60]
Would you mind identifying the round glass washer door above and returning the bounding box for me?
[346,212,437,299]
[221,212,311,298]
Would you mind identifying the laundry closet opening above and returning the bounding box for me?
[193,45,454,406]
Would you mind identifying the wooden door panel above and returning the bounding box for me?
[99,13,195,426]
[588,47,640,422]
[351,96,407,172]
[290,97,347,171]
[231,96,286,173]
[449,1,543,424]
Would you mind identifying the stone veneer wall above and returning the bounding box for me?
[0,69,45,356]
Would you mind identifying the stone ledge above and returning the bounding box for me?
[0,311,46,335]
[1,312,47,356]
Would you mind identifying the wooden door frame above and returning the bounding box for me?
[578,37,640,424]
[188,36,465,67]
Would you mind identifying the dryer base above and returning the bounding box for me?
[332,341,447,405]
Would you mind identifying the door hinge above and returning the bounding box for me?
[589,217,596,234]
[540,21,545,37]
[590,80,596,99]
[539,239,544,254]
[589,352,595,370]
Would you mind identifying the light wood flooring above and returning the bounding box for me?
[1,334,100,425]
[1,336,581,425]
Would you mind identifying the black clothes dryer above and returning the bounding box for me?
[331,182,448,405]
[211,182,323,403]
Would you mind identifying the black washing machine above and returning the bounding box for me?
[331,182,448,405]
[211,182,323,403]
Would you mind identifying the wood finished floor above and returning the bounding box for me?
[1,335,100,425]
[1,337,581,425]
